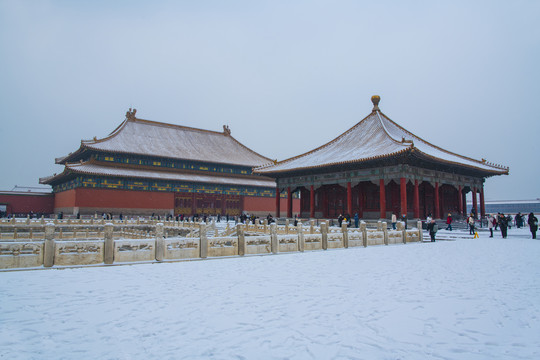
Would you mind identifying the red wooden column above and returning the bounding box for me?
[379,179,386,219]
[462,190,467,216]
[472,188,478,217]
[287,187,293,218]
[434,182,440,219]
[458,185,463,216]
[400,177,407,216]
[480,186,486,217]
[359,183,364,218]
[347,182,352,216]
[310,185,315,218]
[275,187,280,218]
[221,194,226,215]
[413,179,420,219]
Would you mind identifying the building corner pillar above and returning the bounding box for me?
[400,177,407,217]
[310,185,315,218]
[347,182,352,216]
[275,187,280,218]
[480,186,486,217]
[413,179,420,219]
[379,179,386,219]
[434,182,440,219]
[458,185,463,216]
[287,187,293,218]
[472,188,478,217]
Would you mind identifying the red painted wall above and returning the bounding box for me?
[0,193,54,215]
[54,189,77,209]
[73,188,174,209]
[52,188,298,215]
[243,196,300,215]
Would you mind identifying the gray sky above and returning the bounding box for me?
[1,0,539,200]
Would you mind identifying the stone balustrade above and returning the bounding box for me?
[0,220,425,270]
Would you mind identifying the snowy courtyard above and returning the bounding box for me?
[1,227,539,360]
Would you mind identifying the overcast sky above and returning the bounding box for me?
[1,0,538,200]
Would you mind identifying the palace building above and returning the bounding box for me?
[40,109,299,217]
[255,96,509,220]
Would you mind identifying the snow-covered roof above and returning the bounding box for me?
[59,113,273,168]
[255,97,509,176]
[41,161,276,188]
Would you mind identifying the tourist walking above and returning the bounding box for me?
[401,214,407,229]
[391,213,397,230]
[445,213,453,231]
[498,213,508,238]
[468,214,475,235]
[354,213,359,228]
[515,212,523,228]
[528,212,538,239]
[488,214,495,238]
[427,220,438,242]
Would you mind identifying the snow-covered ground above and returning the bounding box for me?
[1,227,539,359]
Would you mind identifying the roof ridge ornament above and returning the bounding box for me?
[126,108,137,121]
[223,125,231,135]
[371,95,381,111]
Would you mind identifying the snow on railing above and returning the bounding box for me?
[0,221,424,270]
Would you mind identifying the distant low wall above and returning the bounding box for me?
[0,221,424,270]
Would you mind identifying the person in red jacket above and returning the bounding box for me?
[445,213,453,231]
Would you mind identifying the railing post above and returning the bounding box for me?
[360,221,367,247]
[43,223,56,267]
[417,220,423,242]
[310,220,315,234]
[270,223,278,254]
[155,223,164,262]
[104,223,114,265]
[341,223,349,248]
[199,222,208,259]
[382,221,388,245]
[321,222,328,250]
[297,222,304,252]
[285,219,290,234]
[237,224,245,256]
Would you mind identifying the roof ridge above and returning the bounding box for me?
[378,112,508,171]
[257,148,411,174]
[82,119,128,145]
[375,111,414,147]
[412,149,509,175]
[256,111,378,171]
[129,117,229,136]
[226,134,273,165]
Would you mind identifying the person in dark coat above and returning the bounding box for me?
[515,213,523,228]
[337,214,343,227]
[401,214,407,229]
[498,213,508,238]
[354,213,359,228]
[426,220,437,242]
[528,212,538,239]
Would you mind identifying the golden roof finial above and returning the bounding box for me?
[371,95,380,111]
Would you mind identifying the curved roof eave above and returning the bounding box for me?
[411,148,509,176]
[255,148,412,175]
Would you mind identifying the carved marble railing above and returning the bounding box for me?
[0,221,424,270]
